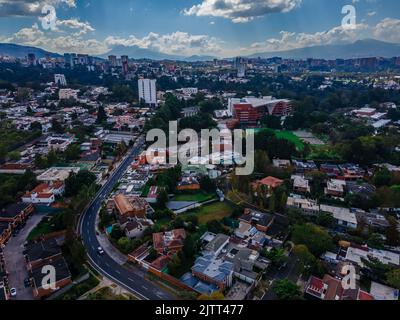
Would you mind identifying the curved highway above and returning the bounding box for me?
[79,137,174,300]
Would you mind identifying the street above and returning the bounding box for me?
[79,137,176,300]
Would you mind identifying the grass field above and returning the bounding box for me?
[182,201,235,225]
[173,192,215,203]
[27,216,54,242]
[255,128,305,151]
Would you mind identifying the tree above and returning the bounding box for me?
[386,269,400,289]
[292,224,334,256]
[51,118,64,134]
[198,292,225,300]
[254,150,270,175]
[96,105,108,124]
[30,121,42,131]
[262,248,288,267]
[117,237,134,254]
[367,233,385,249]
[199,176,215,193]
[269,193,276,212]
[157,188,169,209]
[386,216,400,246]
[7,151,21,161]
[273,279,301,300]
[64,144,81,161]
[373,168,393,187]
[316,212,336,228]
[110,225,124,240]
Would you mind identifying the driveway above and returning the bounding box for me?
[3,212,46,300]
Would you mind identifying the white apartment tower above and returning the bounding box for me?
[54,74,67,86]
[138,78,157,106]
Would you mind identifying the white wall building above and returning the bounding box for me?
[138,79,157,106]
[59,88,78,100]
[54,74,67,86]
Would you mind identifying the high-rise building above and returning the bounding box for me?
[121,55,129,74]
[138,79,157,106]
[108,55,117,68]
[54,74,67,86]
[27,53,36,66]
[235,57,246,78]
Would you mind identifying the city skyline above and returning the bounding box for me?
[0,0,400,57]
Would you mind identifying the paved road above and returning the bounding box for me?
[79,137,175,300]
[3,213,47,300]
[262,254,301,300]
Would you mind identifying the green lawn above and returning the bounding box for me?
[274,131,305,151]
[182,201,235,225]
[255,128,304,151]
[27,216,54,242]
[173,192,216,203]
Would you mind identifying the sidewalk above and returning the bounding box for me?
[95,213,128,266]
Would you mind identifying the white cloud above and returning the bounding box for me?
[56,18,95,36]
[0,0,76,17]
[373,18,400,43]
[183,0,301,23]
[105,31,224,56]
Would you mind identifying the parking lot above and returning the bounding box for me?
[3,213,46,300]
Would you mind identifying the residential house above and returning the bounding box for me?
[181,106,200,118]
[24,238,63,271]
[272,159,291,169]
[0,203,34,229]
[191,254,234,292]
[305,274,374,300]
[251,176,283,191]
[30,257,72,298]
[292,175,311,193]
[119,216,153,239]
[203,233,230,258]
[177,176,201,191]
[113,194,148,218]
[320,205,358,229]
[320,164,341,178]
[21,182,64,206]
[239,209,274,233]
[344,245,400,268]
[286,196,319,215]
[292,160,317,173]
[369,281,399,301]
[338,164,365,181]
[153,229,187,254]
[325,179,346,197]
[346,181,376,200]
[287,197,358,229]
[0,222,11,247]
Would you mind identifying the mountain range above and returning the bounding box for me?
[0,39,399,62]
[246,39,400,60]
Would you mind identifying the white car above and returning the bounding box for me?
[97,247,105,255]
[10,288,17,297]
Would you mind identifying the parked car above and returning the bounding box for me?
[10,288,17,297]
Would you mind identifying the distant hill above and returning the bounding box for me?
[102,45,215,61]
[0,43,60,59]
[246,39,400,60]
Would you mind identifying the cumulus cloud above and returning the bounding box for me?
[183,0,301,23]
[0,0,75,17]
[56,18,95,36]
[242,22,375,55]
[105,31,224,56]
[373,18,400,43]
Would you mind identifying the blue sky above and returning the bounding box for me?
[0,0,399,57]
